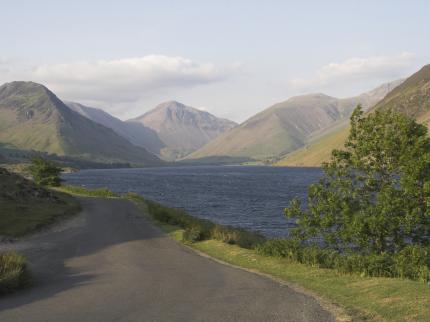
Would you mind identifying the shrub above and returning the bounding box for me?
[210,224,265,249]
[28,157,62,187]
[0,252,29,294]
[393,245,430,282]
[256,239,301,260]
[183,225,206,243]
[256,239,430,282]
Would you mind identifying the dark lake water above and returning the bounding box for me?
[62,166,322,238]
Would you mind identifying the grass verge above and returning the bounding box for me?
[58,185,119,198]
[126,194,430,322]
[0,192,81,238]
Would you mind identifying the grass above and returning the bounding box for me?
[0,251,30,295]
[127,194,430,322]
[58,185,119,198]
[0,192,80,237]
[0,168,82,237]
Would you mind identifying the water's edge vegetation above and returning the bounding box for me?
[58,185,430,322]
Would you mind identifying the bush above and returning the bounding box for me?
[394,245,430,282]
[0,252,29,294]
[255,239,299,259]
[256,239,430,282]
[28,157,62,187]
[183,225,206,243]
[210,224,265,249]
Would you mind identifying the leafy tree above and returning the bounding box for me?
[28,157,62,187]
[286,106,430,254]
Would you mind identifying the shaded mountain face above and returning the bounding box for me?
[128,101,237,160]
[0,82,161,166]
[186,80,402,162]
[66,102,165,156]
[277,65,430,167]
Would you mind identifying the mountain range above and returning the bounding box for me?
[67,101,237,161]
[1,64,428,168]
[185,79,403,162]
[276,65,430,166]
[0,82,161,166]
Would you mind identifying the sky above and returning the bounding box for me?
[1,0,429,122]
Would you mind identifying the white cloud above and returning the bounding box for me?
[290,52,416,91]
[6,55,228,103]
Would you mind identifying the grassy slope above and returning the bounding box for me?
[0,81,162,166]
[129,197,430,322]
[275,124,350,167]
[0,168,81,237]
[276,65,430,167]
[186,95,345,161]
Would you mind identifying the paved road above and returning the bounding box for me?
[0,198,335,322]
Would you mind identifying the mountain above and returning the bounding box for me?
[372,64,430,127]
[277,66,430,167]
[0,82,162,166]
[186,80,402,162]
[128,101,237,160]
[66,102,165,156]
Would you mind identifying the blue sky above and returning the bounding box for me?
[1,0,429,121]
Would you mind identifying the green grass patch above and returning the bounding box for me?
[0,251,30,295]
[126,194,430,322]
[58,185,119,198]
[0,191,81,237]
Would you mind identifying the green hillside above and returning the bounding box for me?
[276,64,430,167]
[0,82,162,166]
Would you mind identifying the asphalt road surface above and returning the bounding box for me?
[0,198,335,322]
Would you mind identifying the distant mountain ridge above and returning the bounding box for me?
[129,101,237,160]
[66,102,165,156]
[0,81,162,166]
[186,79,403,162]
[276,65,430,167]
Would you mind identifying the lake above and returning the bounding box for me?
[62,166,322,237]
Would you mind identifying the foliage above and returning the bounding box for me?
[286,106,430,255]
[256,241,430,282]
[28,157,62,186]
[60,185,118,198]
[210,224,266,249]
[0,252,29,294]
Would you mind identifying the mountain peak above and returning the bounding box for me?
[0,81,50,98]
[0,81,161,166]
[130,101,237,160]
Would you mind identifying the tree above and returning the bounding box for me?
[28,157,62,187]
[285,106,430,254]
